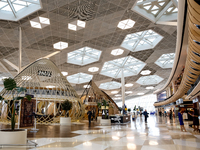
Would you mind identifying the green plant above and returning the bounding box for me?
[0,78,32,131]
[128,108,131,112]
[61,100,72,117]
[97,102,102,109]
[133,105,137,111]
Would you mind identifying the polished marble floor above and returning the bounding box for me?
[1,116,200,150]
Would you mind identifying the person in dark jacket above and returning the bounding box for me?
[189,108,199,133]
[169,110,172,120]
[87,109,92,124]
[143,109,149,123]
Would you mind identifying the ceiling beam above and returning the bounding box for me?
[137,0,157,5]
[156,21,177,26]
[3,59,19,72]
[43,51,60,59]
[171,0,178,8]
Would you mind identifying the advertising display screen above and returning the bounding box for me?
[157,91,167,102]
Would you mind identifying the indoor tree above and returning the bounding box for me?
[61,100,72,117]
[0,78,32,131]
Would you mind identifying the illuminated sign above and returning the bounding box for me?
[38,70,52,77]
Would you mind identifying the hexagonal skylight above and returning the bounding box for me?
[155,53,175,68]
[111,49,124,56]
[0,0,42,21]
[68,20,86,31]
[136,75,164,85]
[132,0,178,23]
[67,72,93,84]
[53,42,68,50]
[117,19,135,30]
[121,30,163,52]
[67,47,102,66]
[99,81,121,90]
[100,56,146,78]
[30,17,50,29]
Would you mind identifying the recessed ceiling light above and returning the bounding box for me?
[125,91,132,94]
[111,91,118,94]
[140,70,151,75]
[68,23,77,31]
[61,72,68,76]
[125,83,133,87]
[137,93,144,95]
[117,19,135,30]
[39,17,50,25]
[83,85,91,88]
[146,86,154,89]
[115,94,121,97]
[111,49,124,56]
[46,85,56,88]
[30,21,42,29]
[77,20,86,28]
[114,97,121,100]
[53,41,68,50]
[88,67,99,72]
[68,20,86,31]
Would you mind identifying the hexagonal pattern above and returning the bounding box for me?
[67,72,93,84]
[121,30,163,52]
[67,47,102,66]
[117,19,135,30]
[136,75,164,85]
[99,81,121,90]
[100,56,146,78]
[155,53,175,68]
[0,0,42,21]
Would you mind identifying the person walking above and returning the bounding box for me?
[143,109,149,123]
[169,110,172,120]
[189,108,199,133]
[178,109,186,132]
[87,109,92,125]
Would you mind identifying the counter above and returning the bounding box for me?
[110,115,131,123]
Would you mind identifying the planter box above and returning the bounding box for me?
[60,117,71,125]
[0,129,27,145]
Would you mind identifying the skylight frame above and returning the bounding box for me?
[0,0,42,21]
[67,47,102,66]
[155,53,175,68]
[67,72,93,84]
[99,81,121,90]
[132,0,178,23]
[121,29,163,52]
[136,75,164,85]
[100,56,146,79]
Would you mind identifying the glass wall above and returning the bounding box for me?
[116,94,157,112]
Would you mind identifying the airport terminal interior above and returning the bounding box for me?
[0,0,200,149]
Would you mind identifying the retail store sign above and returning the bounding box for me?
[38,70,52,77]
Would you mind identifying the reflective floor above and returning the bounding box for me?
[1,116,200,150]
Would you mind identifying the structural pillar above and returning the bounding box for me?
[18,27,22,73]
[121,69,125,108]
[54,102,56,116]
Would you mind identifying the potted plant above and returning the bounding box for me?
[0,78,32,145]
[100,100,111,125]
[119,107,123,114]
[60,100,72,125]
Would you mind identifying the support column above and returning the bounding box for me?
[54,102,56,116]
[121,69,125,108]
[18,27,22,73]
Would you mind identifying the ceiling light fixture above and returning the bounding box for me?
[125,91,132,94]
[68,20,86,31]
[115,94,121,97]
[111,91,118,94]
[137,93,144,95]
[53,41,68,50]
[140,70,151,75]
[30,17,50,29]
[88,67,99,72]
[125,83,133,87]
[83,85,91,88]
[111,49,124,56]
[61,72,68,76]
[117,19,135,30]
[146,86,154,90]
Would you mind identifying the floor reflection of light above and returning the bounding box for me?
[112,136,119,140]
[127,143,136,149]
[83,141,92,146]
[117,132,120,136]
[149,141,158,145]
[127,136,134,140]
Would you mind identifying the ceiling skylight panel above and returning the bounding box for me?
[155,53,175,68]
[67,47,102,66]
[100,56,146,78]
[67,72,93,84]
[121,29,163,52]
[136,75,164,85]
[99,81,121,90]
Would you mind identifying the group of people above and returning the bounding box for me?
[178,108,199,132]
